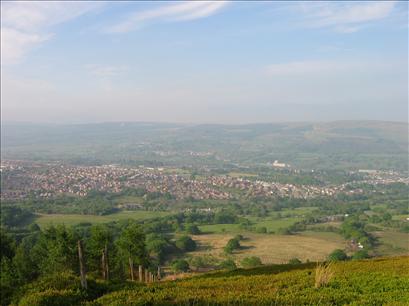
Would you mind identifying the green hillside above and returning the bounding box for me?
[15,256,409,306]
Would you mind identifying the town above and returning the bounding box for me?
[2,159,407,201]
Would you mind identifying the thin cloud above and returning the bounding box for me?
[106,1,229,33]
[0,1,101,65]
[85,64,129,78]
[294,1,396,33]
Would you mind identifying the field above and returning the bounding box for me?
[190,232,346,264]
[35,210,170,228]
[373,230,409,256]
[85,256,409,305]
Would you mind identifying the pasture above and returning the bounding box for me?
[190,232,346,264]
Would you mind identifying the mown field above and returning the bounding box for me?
[190,232,346,264]
[81,256,409,305]
[34,210,170,228]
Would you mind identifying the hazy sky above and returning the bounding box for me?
[1,1,408,124]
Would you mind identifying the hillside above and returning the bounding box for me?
[2,121,408,170]
[15,256,409,306]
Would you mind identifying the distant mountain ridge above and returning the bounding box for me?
[2,121,408,171]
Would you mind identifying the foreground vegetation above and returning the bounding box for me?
[8,256,409,305]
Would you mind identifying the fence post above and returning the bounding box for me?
[77,240,87,289]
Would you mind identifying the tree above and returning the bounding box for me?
[240,256,262,268]
[185,224,201,235]
[116,223,148,281]
[175,236,196,252]
[31,225,79,275]
[171,259,189,273]
[328,249,348,261]
[224,238,240,254]
[87,225,113,279]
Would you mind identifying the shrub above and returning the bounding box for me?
[256,227,267,234]
[171,259,190,273]
[185,224,201,235]
[328,249,348,261]
[352,250,369,260]
[219,259,237,270]
[175,236,196,252]
[288,258,302,265]
[240,256,262,268]
[224,238,240,254]
[315,262,334,288]
[18,289,83,306]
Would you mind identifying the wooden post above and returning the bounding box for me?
[77,240,87,289]
[138,265,143,282]
[104,244,109,281]
[145,269,149,283]
[157,266,161,281]
[129,257,135,281]
[101,244,109,281]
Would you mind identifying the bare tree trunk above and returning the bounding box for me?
[101,248,106,280]
[101,244,109,281]
[145,269,149,283]
[104,244,109,281]
[77,240,87,289]
[157,266,161,281]
[139,265,143,282]
[129,257,135,281]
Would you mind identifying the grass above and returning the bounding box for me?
[87,256,409,305]
[190,232,346,264]
[314,262,334,288]
[35,210,170,228]
[246,217,300,232]
[373,230,409,256]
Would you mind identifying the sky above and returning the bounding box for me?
[1,1,408,124]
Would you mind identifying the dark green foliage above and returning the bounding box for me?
[185,224,201,235]
[224,238,241,254]
[352,250,370,260]
[171,259,189,272]
[219,259,237,270]
[1,206,33,228]
[288,258,302,265]
[175,236,196,252]
[116,223,148,266]
[328,249,348,261]
[240,256,262,268]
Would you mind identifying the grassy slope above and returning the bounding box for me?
[89,256,409,305]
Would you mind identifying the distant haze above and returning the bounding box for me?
[1,1,408,124]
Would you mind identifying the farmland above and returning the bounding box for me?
[190,232,346,264]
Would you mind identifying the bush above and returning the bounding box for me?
[175,236,196,252]
[288,258,302,265]
[328,249,348,261]
[18,289,84,306]
[185,224,201,235]
[171,259,189,273]
[224,238,240,254]
[219,259,237,271]
[255,227,267,234]
[352,250,369,260]
[240,256,262,268]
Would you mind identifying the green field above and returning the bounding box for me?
[35,210,170,228]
